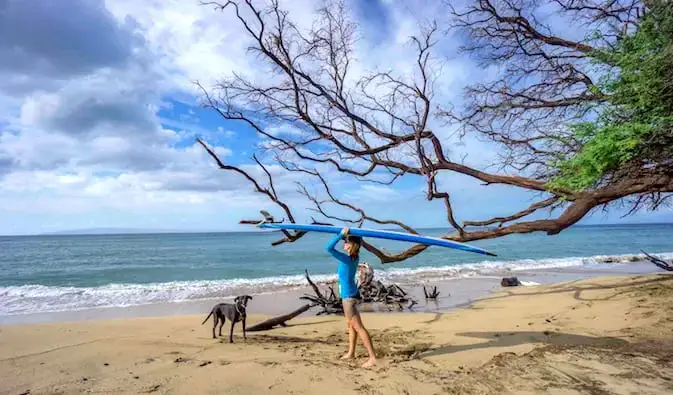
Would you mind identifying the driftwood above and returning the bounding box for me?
[642,250,673,272]
[304,269,325,300]
[302,270,418,314]
[501,277,522,287]
[301,270,344,315]
[246,304,311,332]
[423,285,440,299]
[359,280,417,309]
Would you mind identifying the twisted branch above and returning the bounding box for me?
[194,0,672,263]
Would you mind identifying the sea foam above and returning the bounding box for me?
[1,252,670,316]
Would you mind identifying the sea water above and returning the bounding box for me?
[1,224,672,317]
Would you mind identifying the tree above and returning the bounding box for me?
[196,0,673,263]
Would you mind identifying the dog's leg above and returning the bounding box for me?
[219,315,225,337]
[242,317,247,341]
[212,315,218,339]
[229,320,235,343]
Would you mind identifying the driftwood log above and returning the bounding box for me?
[359,280,417,309]
[423,285,440,299]
[642,250,673,272]
[246,304,311,332]
[300,270,344,315]
[302,270,418,315]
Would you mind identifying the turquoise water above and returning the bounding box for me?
[1,224,672,315]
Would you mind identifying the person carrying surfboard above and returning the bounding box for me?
[325,227,377,368]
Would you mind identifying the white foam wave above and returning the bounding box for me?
[374,252,673,284]
[1,252,670,316]
[0,273,336,316]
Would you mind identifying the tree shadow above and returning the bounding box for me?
[421,313,444,324]
[477,275,672,304]
[284,319,336,328]
[245,334,333,345]
[420,331,628,359]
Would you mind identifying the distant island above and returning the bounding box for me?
[38,228,223,236]
[31,222,673,237]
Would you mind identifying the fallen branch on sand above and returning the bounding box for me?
[423,285,440,299]
[301,270,418,315]
[360,280,418,309]
[300,270,343,315]
[246,304,311,332]
[642,250,673,272]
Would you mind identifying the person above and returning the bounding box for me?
[325,227,377,368]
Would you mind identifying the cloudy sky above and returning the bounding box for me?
[0,0,670,235]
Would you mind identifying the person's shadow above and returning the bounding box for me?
[419,331,627,358]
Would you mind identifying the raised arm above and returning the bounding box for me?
[325,232,349,263]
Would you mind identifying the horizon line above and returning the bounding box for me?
[2,221,673,237]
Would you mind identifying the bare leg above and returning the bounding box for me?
[341,319,357,359]
[351,314,376,367]
[341,300,358,360]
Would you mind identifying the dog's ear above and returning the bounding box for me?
[234,296,242,303]
[246,295,253,300]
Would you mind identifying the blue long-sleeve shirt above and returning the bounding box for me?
[325,233,360,298]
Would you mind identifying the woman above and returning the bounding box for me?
[325,227,377,368]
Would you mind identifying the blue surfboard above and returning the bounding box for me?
[258,223,496,256]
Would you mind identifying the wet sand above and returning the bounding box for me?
[2,273,672,395]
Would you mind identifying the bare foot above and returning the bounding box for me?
[340,353,355,360]
[361,357,377,368]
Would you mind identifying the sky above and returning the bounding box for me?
[0,0,671,235]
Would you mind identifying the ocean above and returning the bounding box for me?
[1,223,672,318]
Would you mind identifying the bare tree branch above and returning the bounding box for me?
[193,0,673,264]
[464,196,560,227]
[196,138,305,245]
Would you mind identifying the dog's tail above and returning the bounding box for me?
[201,310,214,325]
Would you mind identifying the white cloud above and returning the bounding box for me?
[344,184,403,202]
[265,124,306,138]
[1,0,666,235]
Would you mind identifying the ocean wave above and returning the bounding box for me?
[1,251,670,316]
[0,273,335,316]
[376,251,673,283]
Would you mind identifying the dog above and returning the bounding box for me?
[201,295,253,342]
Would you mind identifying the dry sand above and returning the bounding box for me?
[2,273,673,395]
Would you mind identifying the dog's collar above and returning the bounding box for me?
[235,302,245,316]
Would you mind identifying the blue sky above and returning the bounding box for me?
[0,0,671,235]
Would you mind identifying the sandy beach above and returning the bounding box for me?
[2,273,673,395]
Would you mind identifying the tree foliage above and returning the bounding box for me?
[551,0,673,191]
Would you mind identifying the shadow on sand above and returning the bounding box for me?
[284,319,337,328]
[476,274,672,304]
[420,330,628,358]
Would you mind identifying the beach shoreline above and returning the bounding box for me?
[4,225,672,321]
[0,260,662,326]
[1,272,672,395]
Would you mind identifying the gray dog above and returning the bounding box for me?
[201,295,253,342]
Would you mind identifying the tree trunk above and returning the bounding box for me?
[246,304,311,332]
